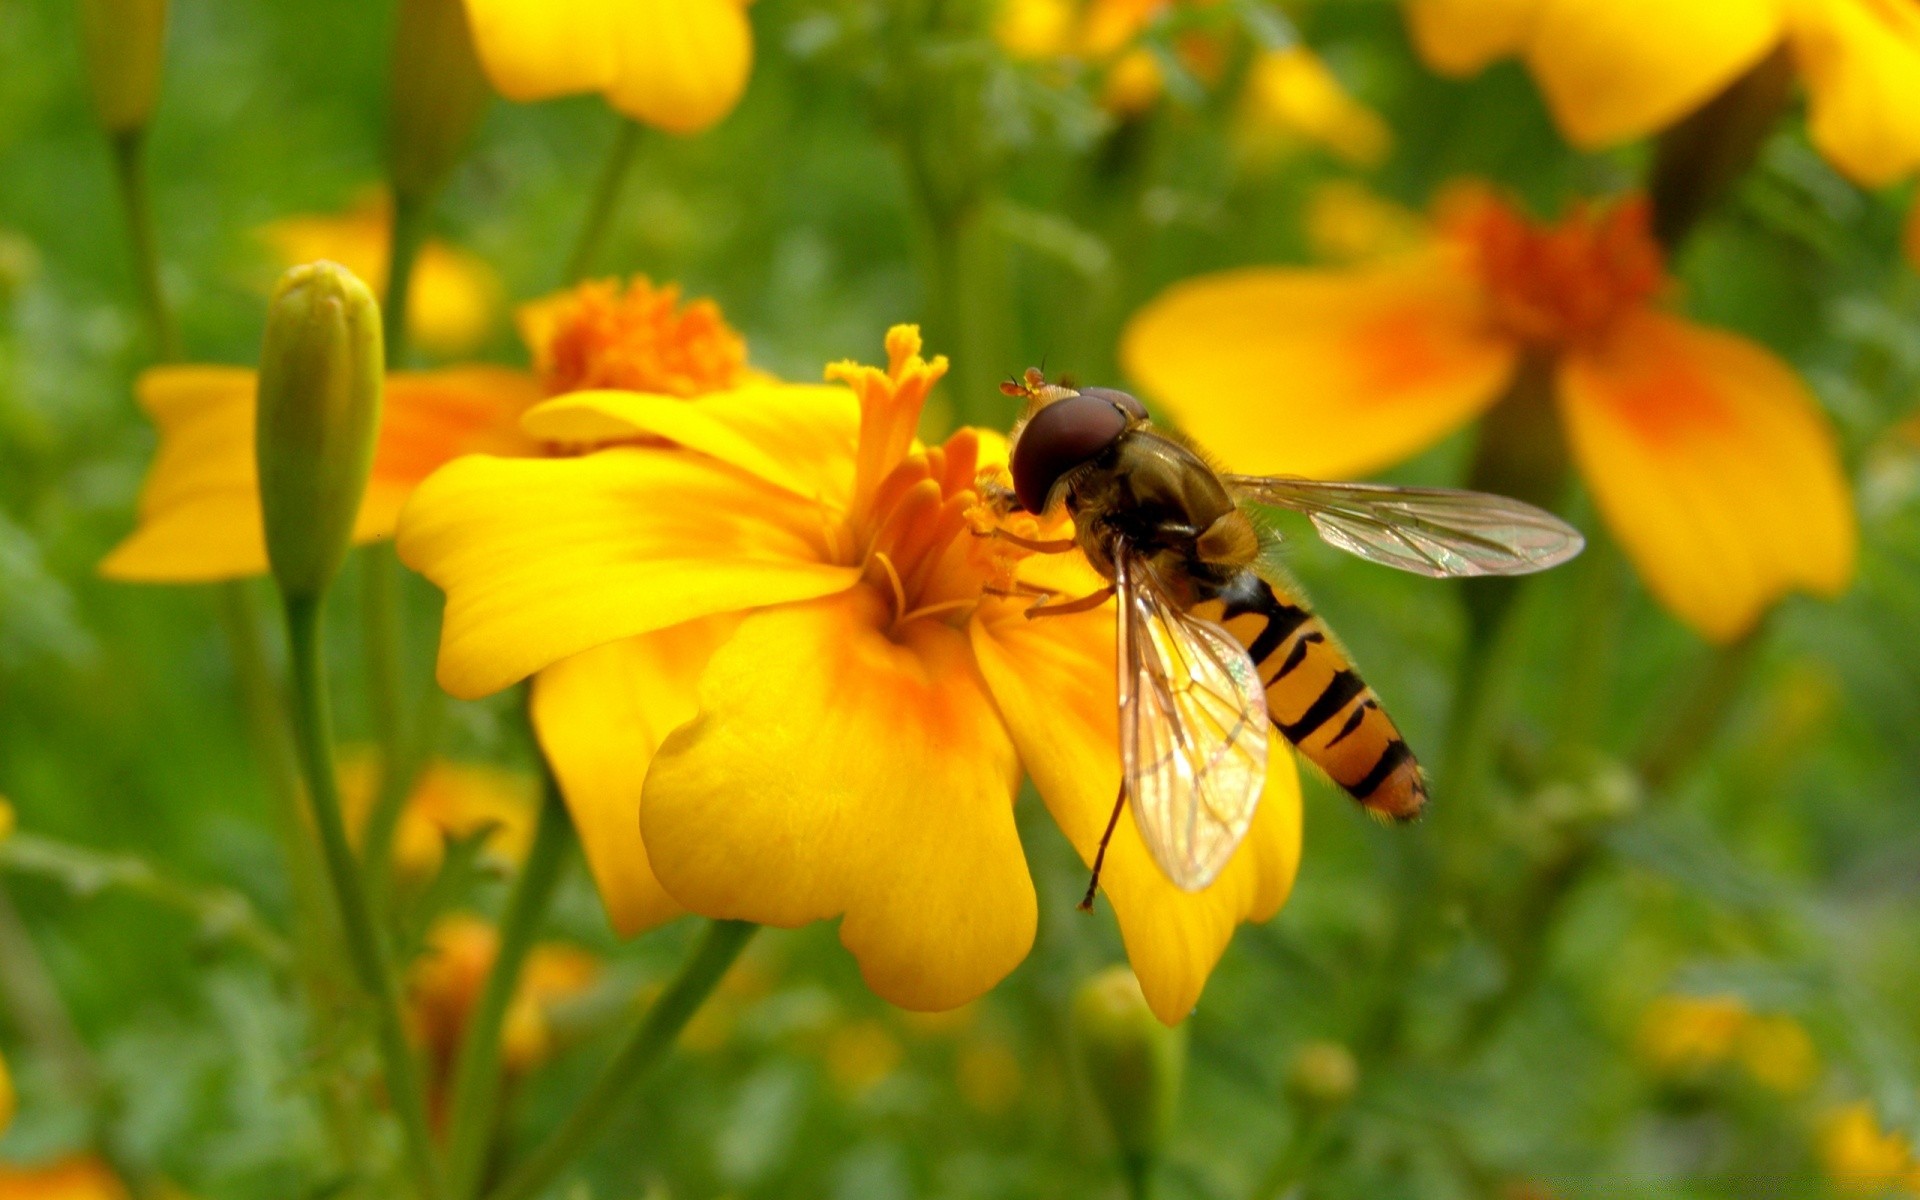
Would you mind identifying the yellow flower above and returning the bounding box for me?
[1237,47,1392,169]
[1736,1013,1817,1094]
[994,0,1230,118]
[955,1037,1024,1114]
[1404,0,1920,188]
[397,325,1302,1023]
[1636,992,1751,1074]
[100,276,747,584]
[339,754,537,877]
[0,1158,130,1200]
[461,0,753,135]
[0,1045,13,1137]
[257,195,505,358]
[1820,1103,1920,1194]
[1121,183,1857,643]
[824,1019,905,1098]
[1303,181,1428,263]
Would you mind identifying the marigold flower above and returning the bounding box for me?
[1237,47,1392,170]
[1819,1102,1920,1194]
[1635,992,1751,1074]
[1403,0,1920,188]
[1121,184,1856,642]
[461,0,753,135]
[396,326,1302,1022]
[258,195,504,359]
[340,754,536,876]
[101,276,744,583]
[0,1157,129,1200]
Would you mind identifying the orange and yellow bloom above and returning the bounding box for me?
[0,1158,129,1200]
[461,0,753,134]
[1122,184,1857,642]
[397,326,1301,1023]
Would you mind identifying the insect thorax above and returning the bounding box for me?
[1066,429,1254,604]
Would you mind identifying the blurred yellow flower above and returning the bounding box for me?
[956,1037,1024,1115]
[1303,181,1427,263]
[1122,184,1856,643]
[1404,0,1920,187]
[1820,1102,1920,1194]
[258,195,505,358]
[1736,1013,1817,1094]
[408,913,599,1114]
[461,0,753,134]
[100,276,743,584]
[0,1046,13,1137]
[340,753,536,877]
[397,325,1302,1022]
[1237,47,1392,170]
[1636,992,1750,1073]
[824,1019,905,1098]
[0,1157,128,1200]
[994,0,1230,118]
[0,796,14,842]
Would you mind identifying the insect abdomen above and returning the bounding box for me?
[1192,573,1428,821]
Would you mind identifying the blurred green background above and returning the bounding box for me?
[3,1,1920,1197]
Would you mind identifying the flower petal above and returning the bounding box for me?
[397,448,857,698]
[970,595,1303,1025]
[1788,0,1920,187]
[1558,309,1856,642]
[640,589,1036,1011]
[530,621,740,937]
[463,0,752,134]
[1404,0,1541,77]
[1522,0,1785,148]
[1120,256,1519,478]
[363,368,546,532]
[522,383,859,505]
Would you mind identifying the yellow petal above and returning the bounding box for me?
[528,620,742,937]
[1558,309,1856,642]
[1120,255,1519,478]
[1239,47,1393,169]
[101,366,543,583]
[396,448,858,698]
[640,589,1036,1012]
[970,595,1302,1025]
[522,383,859,504]
[462,0,753,134]
[1403,0,1541,76]
[1788,0,1920,187]
[1522,0,1786,148]
[0,1045,12,1136]
[0,1157,129,1200]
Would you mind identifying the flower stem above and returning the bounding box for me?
[1634,624,1767,790]
[484,919,758,1200]
[108,128,180,362]
[1247,1111,1333,1200]
[444,774,572,1200]
[565,120,640,283]
[281,593,445,1200]
[383,187,431,369]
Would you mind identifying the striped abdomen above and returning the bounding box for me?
[1190,571,1428,821]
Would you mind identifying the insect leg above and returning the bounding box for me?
[980,528,1078,554]
[1024,584,1116,619]
[1077,780,1128,912]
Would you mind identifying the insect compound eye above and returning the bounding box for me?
[1011,392,1129,513]
[1076,386,1147,421]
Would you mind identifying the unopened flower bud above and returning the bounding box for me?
[78,0,169,134]
[1071,967,1187,1189]
[388,0,491,201]
[256,262,384,601]
[1285,1040,1358,1113]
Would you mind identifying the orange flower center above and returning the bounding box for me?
[1441,188,1666,348]
[522,277,750,398]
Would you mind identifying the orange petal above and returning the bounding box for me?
[362,368,547,533]
[1558,309,1856,642]
[396,448,858,698]
[462,0,753,134]
[1788,0,1920,187]
[970,593,1302,1025]
[640,589,1036,1012]
[521,383,859,505]
[1120,255,1519,478]
[1403,0,1540,76]
[1521,0,1785,148]
[529,619,741,937]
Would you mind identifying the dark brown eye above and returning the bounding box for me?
[1011,393,1129,513]
[1077,386,1146,420]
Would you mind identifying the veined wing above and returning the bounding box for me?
[1116,544,1268,892]
[1225,475,1585,578]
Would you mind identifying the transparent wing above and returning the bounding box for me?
[1116,545,1268,892]
[1225,475,1585,578]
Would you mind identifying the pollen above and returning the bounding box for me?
[520,276,750,398]
[1440,186,1667,350]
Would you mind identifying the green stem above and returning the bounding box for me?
[1247,1111,1333,1200]
[282,594,445,1200]
[0,881,100,1102]
[1634,625,1768,791]
[364,669,450,897]
[565,120,640,283]
[361,545,410,862]
[484,920,758,1200]
[444,776,572,1200]
[108,128,180,362]
[384,188,430,369]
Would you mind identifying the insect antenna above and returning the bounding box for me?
[1077,780,1129,912]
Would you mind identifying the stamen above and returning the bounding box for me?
[871,551,909,623]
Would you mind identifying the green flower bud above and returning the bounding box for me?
[78,0,169,134]
[1072,966,1187,1190]
[256,262,384,601]
[387,0,491,202]
[1285,1041,1358,1114]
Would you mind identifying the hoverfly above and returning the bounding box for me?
[993,369,1584,904]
